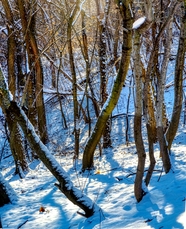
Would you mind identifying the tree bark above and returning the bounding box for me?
[145,124,156,186]
[82,0,133,170]
[133,29,146,202]
[166,1,186,151]
[0,172,16,207]
[155,19,172,173]
[17,0,48,144]
[66,0,80,159]
[96,0,112,148]
[1,0,16,100]
[144,81,157,185]
[2,0,28,175]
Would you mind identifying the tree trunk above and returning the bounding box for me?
[82,0,133,170]
[133,30,146,202]
[144,82,157,186]
[1,0,16,100]
[0,172,16,207]
[113,11,121,71]
[5,113,28,177]
[67,0,80,159]
[17,0,48,144]
[156,19,172,173]
[96,0,112,148]
[17,0,38,132]
[2,0,28,175]
[166,1,186,151]
[142,1,180,174]
[81,9,91,134]
[133,0,155,199]
[145,124,156,186]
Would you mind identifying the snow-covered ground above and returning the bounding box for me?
[0,41,185,227]
[0,106,186,228]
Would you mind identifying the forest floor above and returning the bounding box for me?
[0,108,186,228]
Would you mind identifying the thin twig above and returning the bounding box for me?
[17,219,29,229]
[126,169,163,178]
[157,166,164,182]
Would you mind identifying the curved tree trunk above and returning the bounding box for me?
[82,0,133,170]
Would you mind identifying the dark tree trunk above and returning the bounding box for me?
[157,126,171,173]
[0,183,11,207]
[145,124,156,186]
[134,115,146,202]
[0,173,14,207]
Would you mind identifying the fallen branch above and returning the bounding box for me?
[126,169,163,178]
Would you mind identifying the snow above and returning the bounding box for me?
[133,17,146,30]
[0,112,186,228]
[0,21,186,229]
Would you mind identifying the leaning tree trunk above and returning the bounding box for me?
[166,1,186,151]
[82,0,133,170]
[0,67,100,218]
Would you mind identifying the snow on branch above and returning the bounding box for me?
[132,17,146,30]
